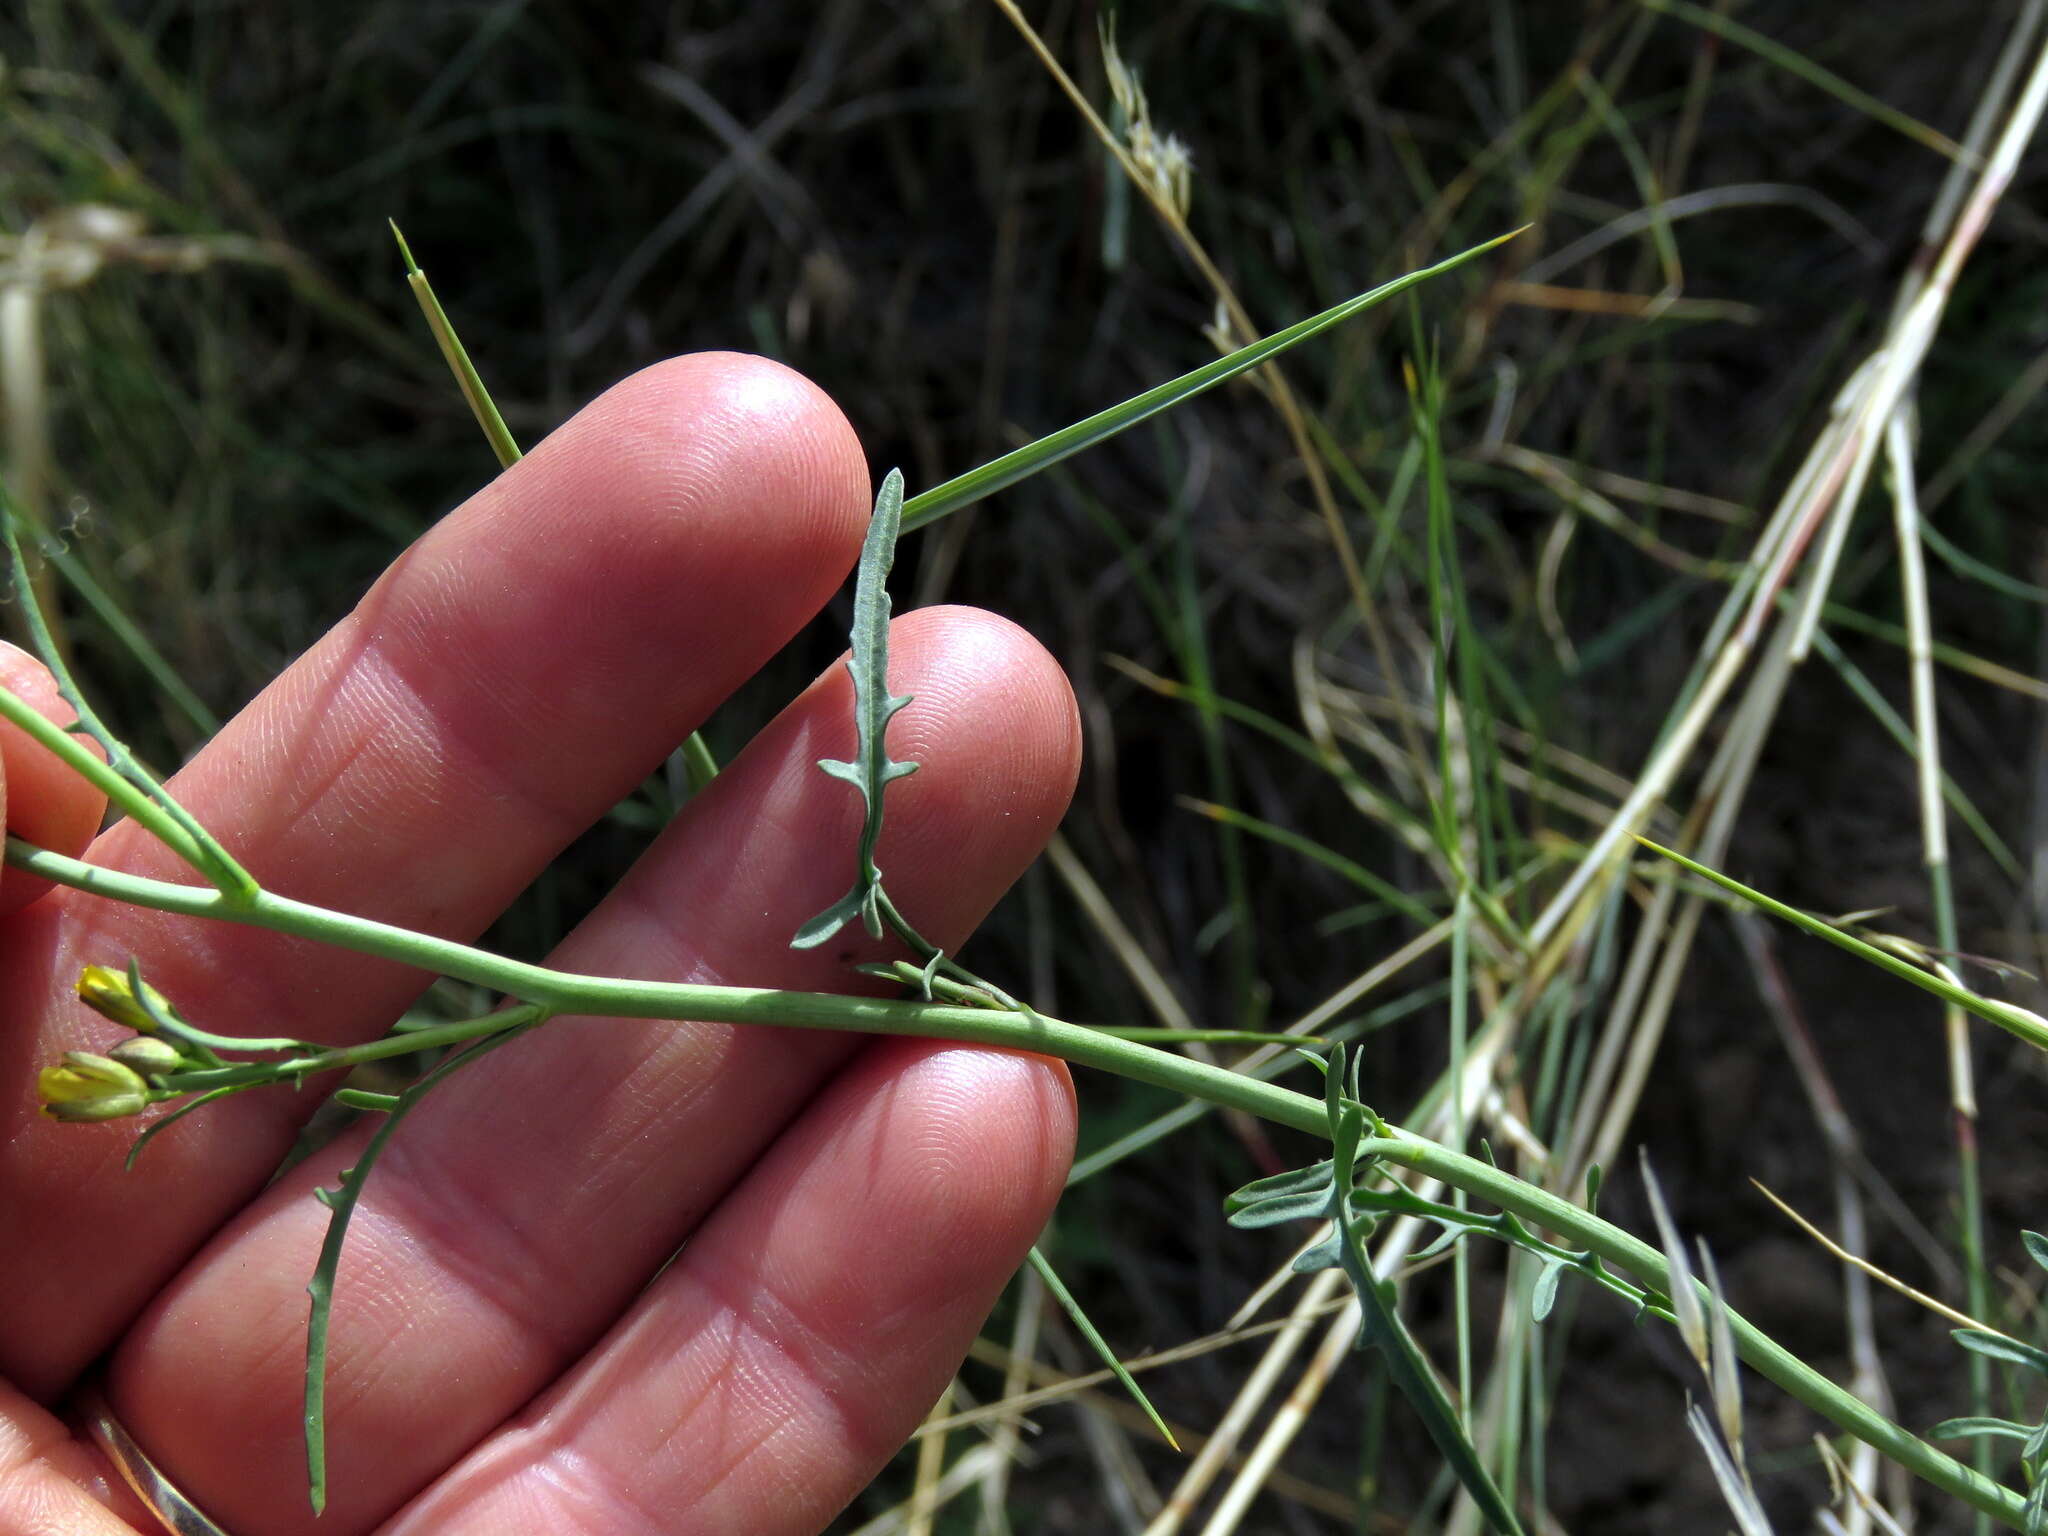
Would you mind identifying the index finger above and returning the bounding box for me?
[0,352,871,1397]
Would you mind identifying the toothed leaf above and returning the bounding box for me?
[792,470,920,949]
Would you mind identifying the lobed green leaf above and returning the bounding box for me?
[792,469,918,949]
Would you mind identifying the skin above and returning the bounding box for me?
[0,353,1081,1536]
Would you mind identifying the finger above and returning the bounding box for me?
[0,353,871,1397]
[0,641,110,915]
[106,608,1080,1534]
[396,1038,1074,1536]
[0,1378,148,1536]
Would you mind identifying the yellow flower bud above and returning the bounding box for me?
[37,1051,151,1122]
[106,1035,187,1078]
[76,965,173,1034]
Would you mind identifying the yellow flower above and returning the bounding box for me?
[76,965,172,1034]
[37,1051,150,1122]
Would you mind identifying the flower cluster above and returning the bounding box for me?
[35,966,193,1122]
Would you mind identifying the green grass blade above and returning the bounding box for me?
[390,221,520,471]
[1640,0,1967,162]
[1919,521,2048,606]
[1634,837,2048,1052]
[389,223,720,784]
[1807,628,2022,884]
[1027,1244,1181,1451]
[1182,797,1439,928]
[898,229,1524,533]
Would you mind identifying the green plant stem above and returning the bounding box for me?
[0,518,260,901]
[1364,1132,2028,1529]
[0,687,208,868]
[3,836,1335,1124]
[160,1004,542,1094]
[10,833,2026,1524]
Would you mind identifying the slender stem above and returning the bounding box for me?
[4,836,1333,1131]
[12,832,2025,1524]
[1889,408,1995,1525]
[0,686,208,869]
[0,521,256,900]
[163,1005,542,1094]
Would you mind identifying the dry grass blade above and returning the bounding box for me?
[1751,1181,2001,1336]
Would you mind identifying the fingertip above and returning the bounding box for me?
[890,605,1083,802]
[0,641,107,915]
[516,350,873,586]
[881,1041,1078,1253]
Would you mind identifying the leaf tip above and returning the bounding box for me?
[388,219,419,273]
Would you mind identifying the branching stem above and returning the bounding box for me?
[6,832,2029,1527]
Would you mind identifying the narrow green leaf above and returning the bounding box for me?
[1635,837,2048,1053]
[1230,1189,1340,1230]
[1226,1160,1337,1212]
[124,1086,239,1170]
[304,1020,540,1511]
[1293,1231,1348,1273]
[1928,1416,2033,1441]
[1953,1328,2048,1378]
[390,220,520,471]
[898,230,1525,533]
[2024,1230,2048,1275]
[1345,1198,1524,1534]
[1531,1259,1566,1322]
[793,470,918,948]
[1028,1246,1180,1451]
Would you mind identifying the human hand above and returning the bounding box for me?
[0,353,1081,1535]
